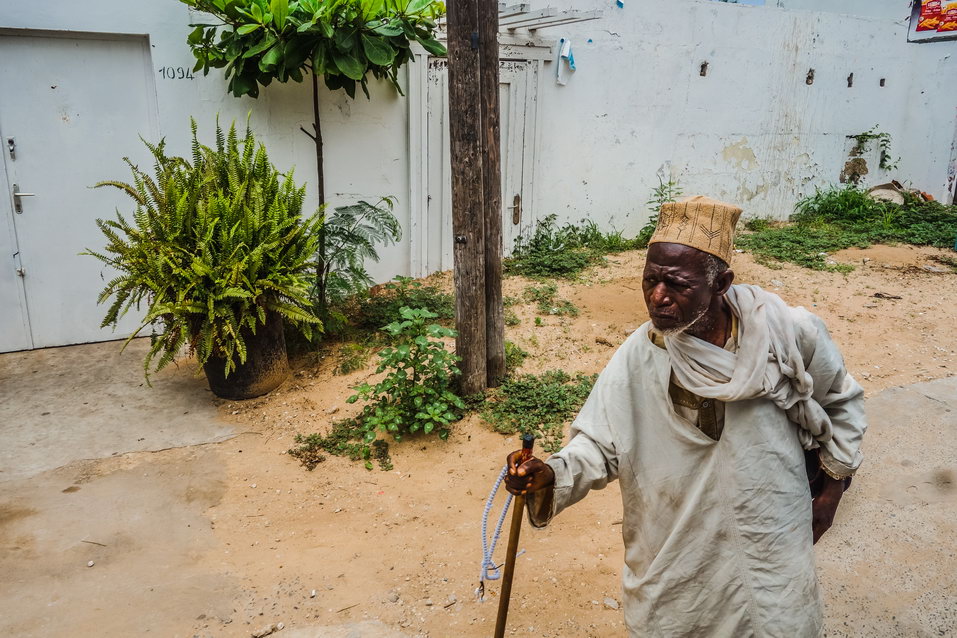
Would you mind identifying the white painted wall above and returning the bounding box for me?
[524,0,957,236]
[2,0,956,288]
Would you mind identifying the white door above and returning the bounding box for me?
[422,57,538,275]
[0,32,158,351]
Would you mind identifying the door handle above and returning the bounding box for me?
[510,193,521,225]
[13,184,35,213]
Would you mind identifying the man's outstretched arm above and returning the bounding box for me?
[505,379,623,528]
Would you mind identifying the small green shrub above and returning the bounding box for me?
[347,307,464,442]
[504,341,528,373]
[505,309,521,326]
[482,370,596,453]
[350,276,454,332]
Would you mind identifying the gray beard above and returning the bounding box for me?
[659,305,711,337]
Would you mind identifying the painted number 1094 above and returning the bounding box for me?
[159,66,195,80]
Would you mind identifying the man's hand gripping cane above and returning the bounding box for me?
[504,449,555,496]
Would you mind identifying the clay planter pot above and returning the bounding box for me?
[203,311,290,400]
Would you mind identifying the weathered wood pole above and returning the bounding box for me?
[446,0,488,395]
[478,0,505,387]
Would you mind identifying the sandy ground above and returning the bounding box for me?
[2,245,957,637]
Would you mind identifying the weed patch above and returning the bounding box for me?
[482,370,596,453]
[348,276,454,332]
[288,419,392,471]
[523,283,580,317]
[504,341,529,373]
[505,215,641,279]
[737,227,863,272]
[744,217,775,232]
[738,186,957,271]
[523,283,558,305]
[932,254,957,272]
[639,178,683,248]
[334,342,374,375]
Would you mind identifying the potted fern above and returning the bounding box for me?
[86,119,322,399]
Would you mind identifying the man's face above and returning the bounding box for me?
[642,242,717,335]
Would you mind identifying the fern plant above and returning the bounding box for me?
[320,197,402,306]
[85,118,323,380]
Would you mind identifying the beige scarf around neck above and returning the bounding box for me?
[663,284,831,450]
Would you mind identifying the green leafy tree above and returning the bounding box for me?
[85,119,322,380]
[181,0,447,308]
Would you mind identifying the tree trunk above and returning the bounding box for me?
[478,0,504,387]
[309,72,328,311]
[446,0,488,395]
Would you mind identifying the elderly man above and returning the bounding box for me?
[506,196,866,637]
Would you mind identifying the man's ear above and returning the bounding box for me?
[714,269,734,296]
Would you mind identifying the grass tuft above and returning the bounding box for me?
[481,370,596,453]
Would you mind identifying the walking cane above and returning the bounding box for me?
[494,433,535,638]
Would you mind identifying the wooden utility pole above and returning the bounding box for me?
[478,0,505,386]
[446,0,488,395]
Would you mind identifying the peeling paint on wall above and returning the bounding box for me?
[722,138,759,170]
[737,181,770,203]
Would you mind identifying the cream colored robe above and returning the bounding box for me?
[529,308,866,637]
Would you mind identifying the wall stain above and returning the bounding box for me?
[840,157,868,184]
[722,138,758,170]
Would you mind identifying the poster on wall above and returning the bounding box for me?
[917,0,942,31]
[939,1,957,31]
[909,0,957,40]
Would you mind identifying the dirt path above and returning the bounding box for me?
[2,245,956,637]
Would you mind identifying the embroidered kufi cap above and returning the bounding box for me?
[649,195,743,264]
